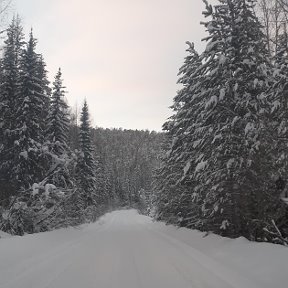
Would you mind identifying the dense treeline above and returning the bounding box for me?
[0,17,99,234]
[152,0,288,245]
[92,128,163,211]
[0,17,163,235]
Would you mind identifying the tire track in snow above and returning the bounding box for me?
[0,210,270,288]
[144,224,259,288]
[0,223,106,288]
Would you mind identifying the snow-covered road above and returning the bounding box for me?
[0,210,287,288]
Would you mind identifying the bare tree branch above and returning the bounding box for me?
[256,0,288,54]
[0,0,12,15]
[0,0,12,31]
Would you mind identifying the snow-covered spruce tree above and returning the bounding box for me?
[36,55,51,128]
[271,29,288,179]
[153,139,192,225]
[267,28,288,241]
[155,0,285,241]
[76,100,98,212]
[46,69,69,154]
[93,153,109,209]
[223,0,287,241]
[0,30,55,235]
[45,68,75,188]
[153,42,203,226]
[190,0,284,240]
[12,30,49,189]
[0,16,25,200]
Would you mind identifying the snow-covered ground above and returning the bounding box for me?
[0,210,287,288]
[0,230,11,239]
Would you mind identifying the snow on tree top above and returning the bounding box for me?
[195,160,207,173]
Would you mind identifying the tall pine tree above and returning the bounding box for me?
[153,42,202,226]
[36,55,51,129]
[45,68,73,188]
[46,68,69,155]
[13,30,49,189]
[77,100,97,209]
[154,0,287,241]
[0,16,25,200]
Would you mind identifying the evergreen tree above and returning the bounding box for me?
[271,28,288,178]
[154,0,287,241]
[36,55,51,128]
[153,42,203,226]
[46,68,69,155]
[0,16,25,199]
[12,30,48,188]
[45,68,73,188]
[268,27,288,236]
[77,100,97,208]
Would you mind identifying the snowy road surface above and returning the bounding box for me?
[0,210,287,288]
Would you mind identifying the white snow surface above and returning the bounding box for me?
[195,160,207,173]
[0,230,11,239]
[0,209,287,288]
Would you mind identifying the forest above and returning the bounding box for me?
[153,0,288,246]
[1,0,288,247]
[0,15,163,234]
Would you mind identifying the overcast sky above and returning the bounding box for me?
[12,0,211,131]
